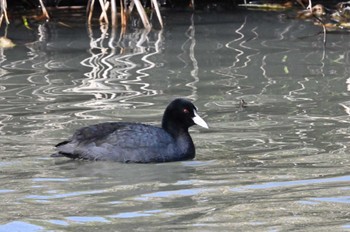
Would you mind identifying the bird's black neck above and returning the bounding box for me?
[162,118,195,160]
[162,118,187,136]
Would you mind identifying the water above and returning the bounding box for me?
[0,8,350,231]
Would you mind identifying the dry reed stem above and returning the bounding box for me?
[307,0,326,44]
[98,0,109,23]
[128,1,135,14]
[307,0,312,9]
[0,14,3,27]
[87,0,96,24]
[39,0,50,19]
[120,0,127,29]
[86,0,159,30]
[133,0,151,30]
[111,0,117,27]
[0,0,9,25]
[151,0,163,28]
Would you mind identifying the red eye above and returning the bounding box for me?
[183,108,189,113]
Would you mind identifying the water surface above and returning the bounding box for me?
[0,8,349,231]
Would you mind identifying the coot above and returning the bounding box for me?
[52,98,208,163]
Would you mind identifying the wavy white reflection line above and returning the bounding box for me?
[225,16,246,67]
[0,47,8,78]
[79,25,121,95]
[290,114,350,124]
[213,16,260,80]
[285,79,308,101]
[0,114,12,135]
[277,24,292,41]
[177,27,190,68]
[78,26,164,108]
[176,14,199,100]
[260,55,275,95]
[135,29,163,96]
[81,25,112,81]
[187,14,199,100]
[116,30,163,105]
[261,24,293,48]
[259,22,305,97]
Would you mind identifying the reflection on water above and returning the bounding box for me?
[0,9,350,231]
[77,25,163,107]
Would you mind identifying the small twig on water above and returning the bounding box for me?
[313,15,327,45]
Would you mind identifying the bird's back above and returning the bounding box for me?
[55,122,184,162]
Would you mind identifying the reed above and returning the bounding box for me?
[86,0,163,29]
[38,0,50,19]
[98,0,110,24]
[0,0,9,27]
[111,0,117,27]
[296,0,327,45]
[0,0,163,29]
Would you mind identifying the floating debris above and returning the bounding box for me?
[0,36,15,48]
[239,99,248,109]
[238,2,293,11]
[296,4,325,19]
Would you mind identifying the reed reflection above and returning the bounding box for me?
[0,30,9,78]
[77,25,164,108]
[181,14,199,100]
[210,15,262,101]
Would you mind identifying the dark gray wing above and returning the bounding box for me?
[55,122,176,162]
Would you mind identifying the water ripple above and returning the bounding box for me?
[109,210,163,219]
[26,189,105,200]
[231,175,350,191]
[0,10,349,232]
[0,221,43,232]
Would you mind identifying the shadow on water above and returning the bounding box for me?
[0,8,349,232]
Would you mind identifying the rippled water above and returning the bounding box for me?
[0,8,349,231]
